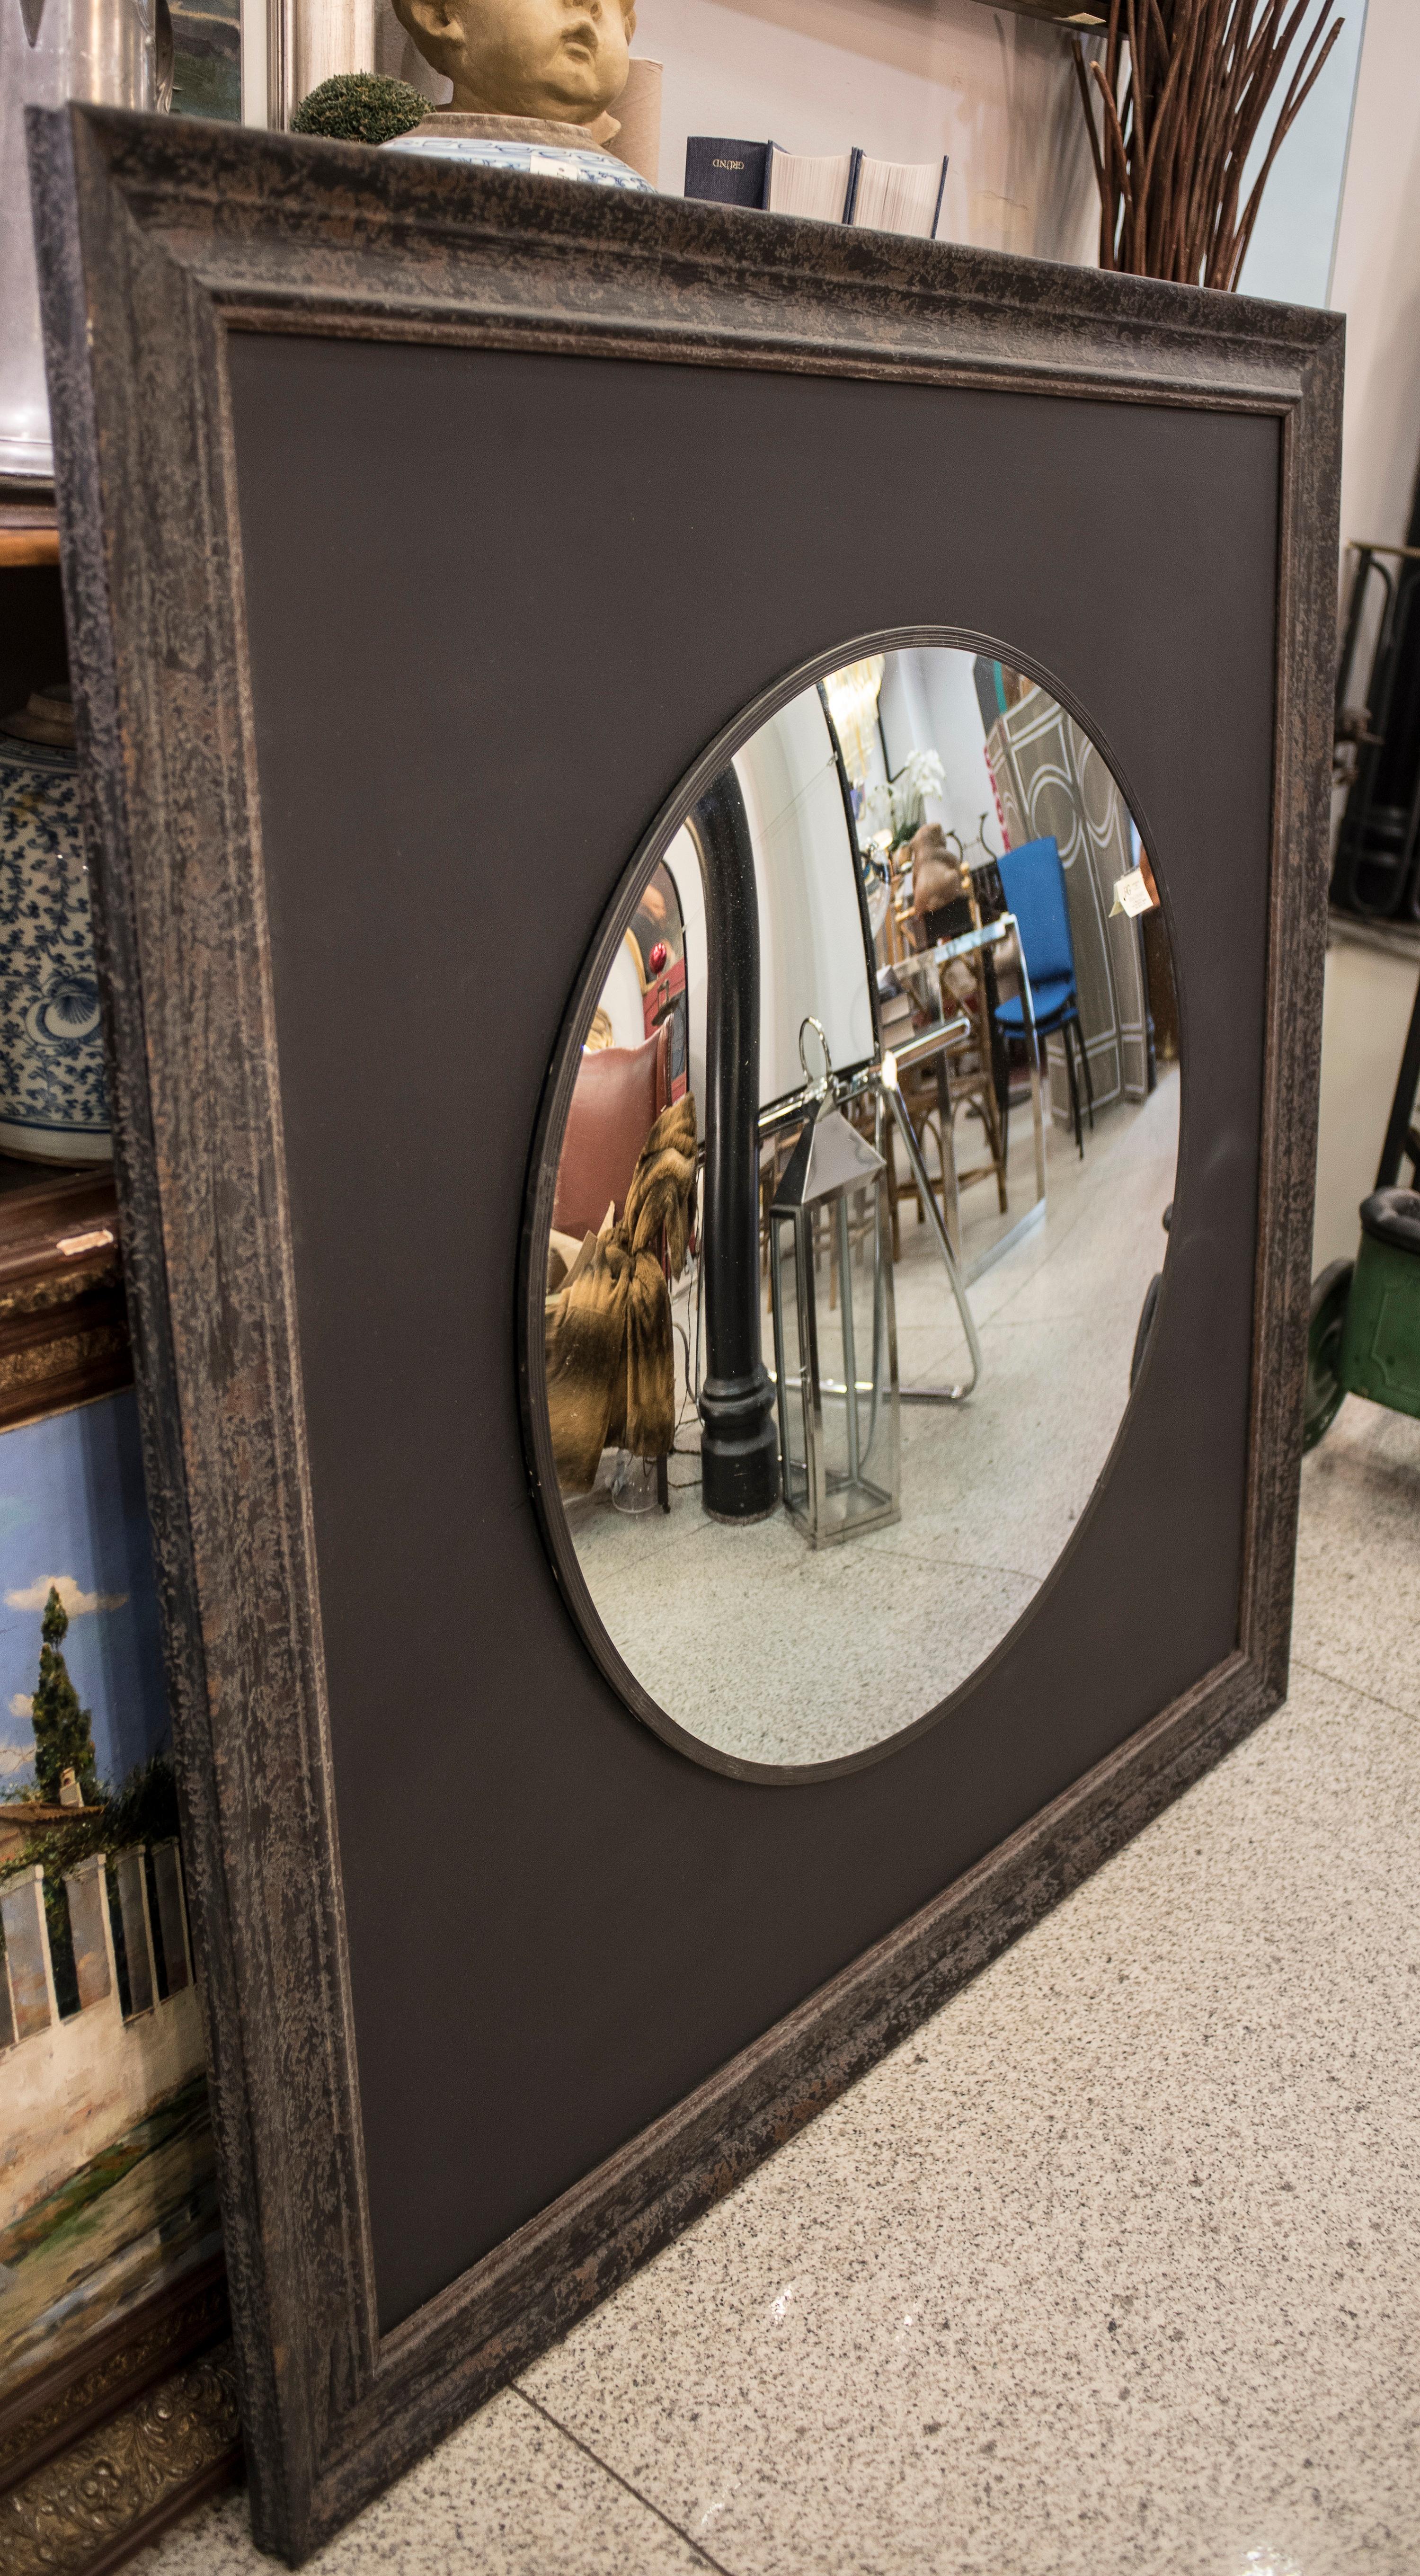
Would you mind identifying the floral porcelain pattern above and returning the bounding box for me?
[381,133,652,187]
[0,734,110,1159]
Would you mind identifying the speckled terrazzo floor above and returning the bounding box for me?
[140,1384,1420,2574]
[568,1071,1181,1766]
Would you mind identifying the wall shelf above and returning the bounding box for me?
[979,0,1108,26]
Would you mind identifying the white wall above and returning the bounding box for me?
[374,0,452,102]
[880,646,997,847]
[665,822,708,1109]
[1313,926,1420,1270]
[735,689,876,1104]
[656,695,875,1119]
[1305,0,1420,1274]
[598,0,1097,260]
[597,937,647,1051]
[1329,0,1420,563]
[1234,3,1367,309]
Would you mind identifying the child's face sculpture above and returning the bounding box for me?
[400,0,634,122]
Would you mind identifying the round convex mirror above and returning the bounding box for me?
[527,643,1179,1777]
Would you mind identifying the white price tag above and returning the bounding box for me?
[1109,867,1154,919]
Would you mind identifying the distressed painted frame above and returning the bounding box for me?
[28,104,1340,2564]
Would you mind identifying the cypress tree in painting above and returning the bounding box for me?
[31,1585,98,1804]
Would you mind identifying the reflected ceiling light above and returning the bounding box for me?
[822,656,886,786]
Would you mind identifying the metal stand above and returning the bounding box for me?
[879,1063,983,1403]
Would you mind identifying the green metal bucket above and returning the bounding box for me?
[1340,1199,1420,1420]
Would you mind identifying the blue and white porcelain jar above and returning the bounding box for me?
[382,113,652,192]
[0,691,111,1164]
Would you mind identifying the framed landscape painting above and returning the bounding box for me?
[0,1181,237,2564]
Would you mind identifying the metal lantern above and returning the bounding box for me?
[768,1102,900,1546]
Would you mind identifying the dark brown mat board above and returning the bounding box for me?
[30,105,1340,2563]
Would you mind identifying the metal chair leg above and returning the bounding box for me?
[1063,1021,1083,1157]
[1075,1010,1096,1133]
[1009,926,1047,1203]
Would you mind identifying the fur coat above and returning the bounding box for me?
[545,1092,698,1494]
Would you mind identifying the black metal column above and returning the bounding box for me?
[692,768,780,1521]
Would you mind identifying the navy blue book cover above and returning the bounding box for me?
[684,137,769,208]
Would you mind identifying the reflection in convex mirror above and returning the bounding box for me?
[532,645,1180,1774]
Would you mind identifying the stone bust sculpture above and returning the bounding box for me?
[390,0,634,133]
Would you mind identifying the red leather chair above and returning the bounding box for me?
[553,1024,672,1242]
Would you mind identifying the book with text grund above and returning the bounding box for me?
[683,137,770,208]
[684,141,949,238]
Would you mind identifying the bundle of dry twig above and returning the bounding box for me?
[1073,0,1345,287]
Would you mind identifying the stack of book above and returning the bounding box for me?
[684,138,949,239]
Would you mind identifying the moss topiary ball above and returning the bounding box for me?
[291,73,429,146]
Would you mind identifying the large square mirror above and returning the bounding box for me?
[34,108,1337,2559]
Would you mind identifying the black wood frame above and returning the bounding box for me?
[28,104,1340,2564]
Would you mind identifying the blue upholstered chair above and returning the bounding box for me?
[993,835,1095,1157]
